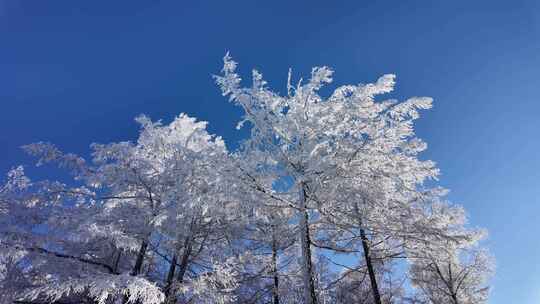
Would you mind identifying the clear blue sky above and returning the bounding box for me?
[1,1,539,302]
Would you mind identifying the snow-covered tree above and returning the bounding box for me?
[214,53,459,304]
[12,113,238,304]
[0,55,493,304]
[407,205,493,304]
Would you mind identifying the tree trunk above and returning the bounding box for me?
[113,249,122,273]
[122,239,149,303]
[176,236,193,283]
[448,263,459,304]
[299,182,318,304]
[271,226,280,304]
[355,202,382,304]
[360,227,382,304]
[163,235,193,304]
[131,239,148,276]
[164,253,178,296]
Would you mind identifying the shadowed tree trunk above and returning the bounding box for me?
[448,262,459,304]
[360,227,382,304]
[131,239,148,276]
[355,201,382,304]
[164,232,194,303]
[122,239,149,304]
[176,235,193,283]
[113,250,122,273]
[299,182,318,304]
[164,253,178,297]
[271,225,280,304]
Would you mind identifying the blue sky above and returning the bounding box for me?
[1,1,539,302]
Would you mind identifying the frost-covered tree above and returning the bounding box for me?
[13,114,238,304]
[0,55,493,304]
[407,204,493,304]
[0,166,34,304]
[129,114,239,303]
[214,53,465,304]
[409,246,492,304]
[0,165,158,304]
